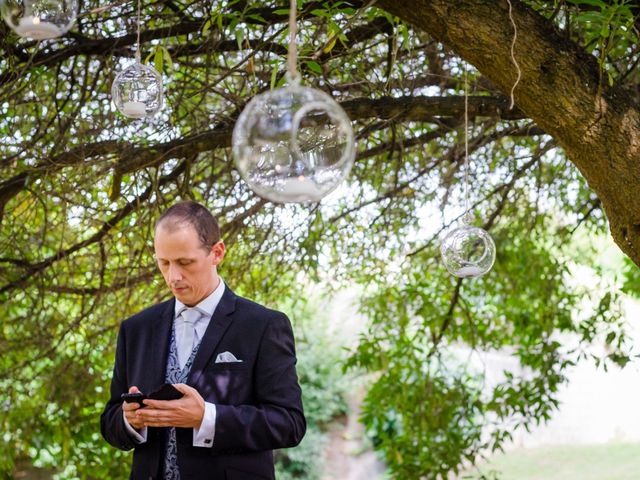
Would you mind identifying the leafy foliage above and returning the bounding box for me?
[274,298,350,479]
[346,215,630,478]
[0,0,638,478]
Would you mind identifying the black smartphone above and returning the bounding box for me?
[120,392,147,407]
[148,383,183,401]
[120,384,183,407]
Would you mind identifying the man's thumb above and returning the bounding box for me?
[172,383,190,395]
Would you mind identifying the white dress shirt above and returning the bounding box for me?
[123,279,225,448]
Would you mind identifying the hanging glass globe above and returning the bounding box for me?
[111,62,163,119]
[440,223,496,278]
[1,0,76,39]
[232,82,355,203]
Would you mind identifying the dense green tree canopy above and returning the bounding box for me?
[1,0,638,478]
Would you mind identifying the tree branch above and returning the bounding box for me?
[376,0,640,267]
[0,95,529,215]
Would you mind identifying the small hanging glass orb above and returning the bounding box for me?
[1,0,76,39]
[440,220,496,279]
[232,81,355,203]
[111,62,163,119]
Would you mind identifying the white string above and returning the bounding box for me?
[287,0,300,83]
[506,0,521,110]
[463,65,470,220]
[135,0,141,63]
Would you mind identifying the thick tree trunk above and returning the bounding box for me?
[378,0,640,266]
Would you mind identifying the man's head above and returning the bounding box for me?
[154,201,225,306]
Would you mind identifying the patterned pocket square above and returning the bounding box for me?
[215,351,243,363]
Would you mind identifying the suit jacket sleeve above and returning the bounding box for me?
[212,312,306,452]
[100,322,137,451]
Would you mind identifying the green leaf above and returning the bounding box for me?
[575,12,605,23]
[276,73,288,88]
[305,60,322,74]
[311,9,330,18]
[323,36,338,54]
[568,0,607,7]
[399,23,410,49]
[202,18,211,35]
[235,28,245,50]
[154,47,163,74]
[246,13,267,24]
[605,331,616,344]
[162,47,174,72]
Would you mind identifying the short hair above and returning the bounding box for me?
[155,201,220,250]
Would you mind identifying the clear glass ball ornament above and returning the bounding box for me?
[232,81,355,203]
[440,220,496,278]
[111,62,163,119]
[1,0,77,39]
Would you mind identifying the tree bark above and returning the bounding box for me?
[377,0,640,266]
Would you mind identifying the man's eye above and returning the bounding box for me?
[179,260,192,266]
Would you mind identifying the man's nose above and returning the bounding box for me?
[167,264,183,282]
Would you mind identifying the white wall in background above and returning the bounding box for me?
[319,281,640,448]
[509,297,640,447]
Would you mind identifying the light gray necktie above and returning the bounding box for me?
[177,308,200,369]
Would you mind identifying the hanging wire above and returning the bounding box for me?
[463,64,471,223]
[135,0,142,63]
[506,0,521,110]
[287,0,300,84]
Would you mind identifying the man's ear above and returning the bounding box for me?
[211,241,225,266]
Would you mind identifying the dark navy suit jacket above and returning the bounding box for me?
[100,287,306,479]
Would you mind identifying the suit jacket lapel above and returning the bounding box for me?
[149,298,175,389]
[188,287,237,386]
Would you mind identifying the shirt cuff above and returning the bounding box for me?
[122,409,147,444]
[193,402,216,447]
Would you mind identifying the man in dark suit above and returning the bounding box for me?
[101,201,306,479]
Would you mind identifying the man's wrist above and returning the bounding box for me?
[194,396,205,428]
[193,402,216,447]
[123,409,148,443]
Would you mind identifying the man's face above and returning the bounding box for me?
[154,223,225,306]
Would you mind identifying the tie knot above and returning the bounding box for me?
[180,308,201,325]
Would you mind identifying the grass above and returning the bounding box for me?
[462,442,640,480]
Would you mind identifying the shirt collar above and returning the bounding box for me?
[174,278,226,319]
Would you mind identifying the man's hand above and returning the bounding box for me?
[136,384,205,429]
[122,386,145,430]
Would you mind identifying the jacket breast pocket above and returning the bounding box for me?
[201,363,251,404]
[209,361,248,371]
